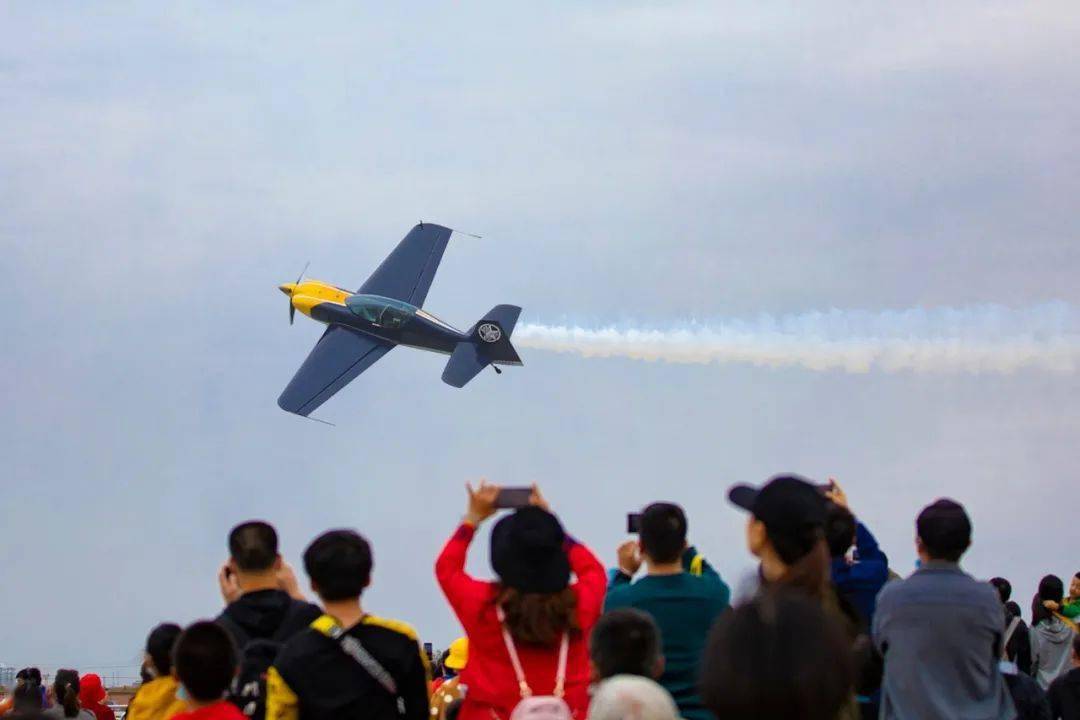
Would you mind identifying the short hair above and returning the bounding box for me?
[590,609,662,680]
[146,623,183,676]
[989,577,1012,603]
[228,521,279,572]
[173,621,237,702]
[639,503,687,565]
[916,499,971,562]
[303,529,373,601]
[700,591,854,720]
[825,503,856,559]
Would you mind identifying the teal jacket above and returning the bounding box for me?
[604,548,730,720]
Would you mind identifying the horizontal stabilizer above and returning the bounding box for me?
[442,342,488,388]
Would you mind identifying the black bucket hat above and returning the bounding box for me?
[490,506,570,594]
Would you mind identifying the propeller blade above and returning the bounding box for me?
[295,261,310,285]
[289,303,295,325]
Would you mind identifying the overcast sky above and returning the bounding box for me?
[2,2,1079,674]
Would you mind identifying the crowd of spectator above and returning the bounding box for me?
[1,475,1078,720]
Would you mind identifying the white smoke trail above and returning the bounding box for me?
[514,304,1080,374]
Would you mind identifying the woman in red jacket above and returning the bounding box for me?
[435,482,606,720]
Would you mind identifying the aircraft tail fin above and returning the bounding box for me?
[441,304,523,388]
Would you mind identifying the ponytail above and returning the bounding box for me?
[61,682,79,718]
[52,669,81,719]
[778,538,831,599]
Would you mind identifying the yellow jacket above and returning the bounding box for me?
[126,676,188,720]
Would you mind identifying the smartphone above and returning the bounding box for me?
[495,487,533,509]
[423,642,433,661]
[627,513,642,533]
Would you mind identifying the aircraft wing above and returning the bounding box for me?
[357,223,452,307]
[278,325,394,416]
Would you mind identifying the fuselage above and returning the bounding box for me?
[278,280,467,355]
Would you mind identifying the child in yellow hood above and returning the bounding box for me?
[126,623,189,720]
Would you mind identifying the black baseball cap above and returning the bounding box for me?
[728,474,828,543]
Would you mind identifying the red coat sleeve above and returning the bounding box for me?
[566,538,607,632]
[435,523,493,633]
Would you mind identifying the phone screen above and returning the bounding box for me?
[495,487,533,509]
[627,513,642,533]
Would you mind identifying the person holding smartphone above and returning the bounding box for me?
[434,481,606,720]
[605,502,730,720]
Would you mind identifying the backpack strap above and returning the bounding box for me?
[495,606,569,700]
[311,615,400,698]
[1001,616,1022,658]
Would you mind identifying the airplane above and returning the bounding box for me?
[276,222,522,417]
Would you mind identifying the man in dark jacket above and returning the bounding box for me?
[216,521,322,646]
[1048,634,1080,720]
[992,577,1034,676]
[266,529,430,720]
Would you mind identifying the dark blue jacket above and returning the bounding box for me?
[831,522,889,629]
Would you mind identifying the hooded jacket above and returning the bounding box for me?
[125,676,187,720]
[1048,667,1080,720]
[1031,618,1077,690]
[216,589,321,645]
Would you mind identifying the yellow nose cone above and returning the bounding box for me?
[279,283,297,296]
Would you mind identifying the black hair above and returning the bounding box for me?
[638,502,687,565]
[916,499,971,562]
[700,591,854,720]
[13,673,42,712]
[146,622,183,676]
[1032,574,1065,626]
[303,529,373,601]
[173,620,238,702]
[52,669,80,718]
[228,520,279,572]
[989,577,1012,603]
[590,608,662,680]
[824,502,856,559]
[16,668,42,685]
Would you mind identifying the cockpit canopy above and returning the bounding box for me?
[345,294,417,329]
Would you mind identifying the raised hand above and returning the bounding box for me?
[466,479,500,525]
[617,539,643,577]
[277,561,307,601]
[825,477,849,510]
[218,562,242,605]
[529,483,551,512]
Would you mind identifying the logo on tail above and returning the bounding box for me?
[478,323,502,343]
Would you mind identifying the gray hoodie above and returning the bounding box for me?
[1030,617,1077,689]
